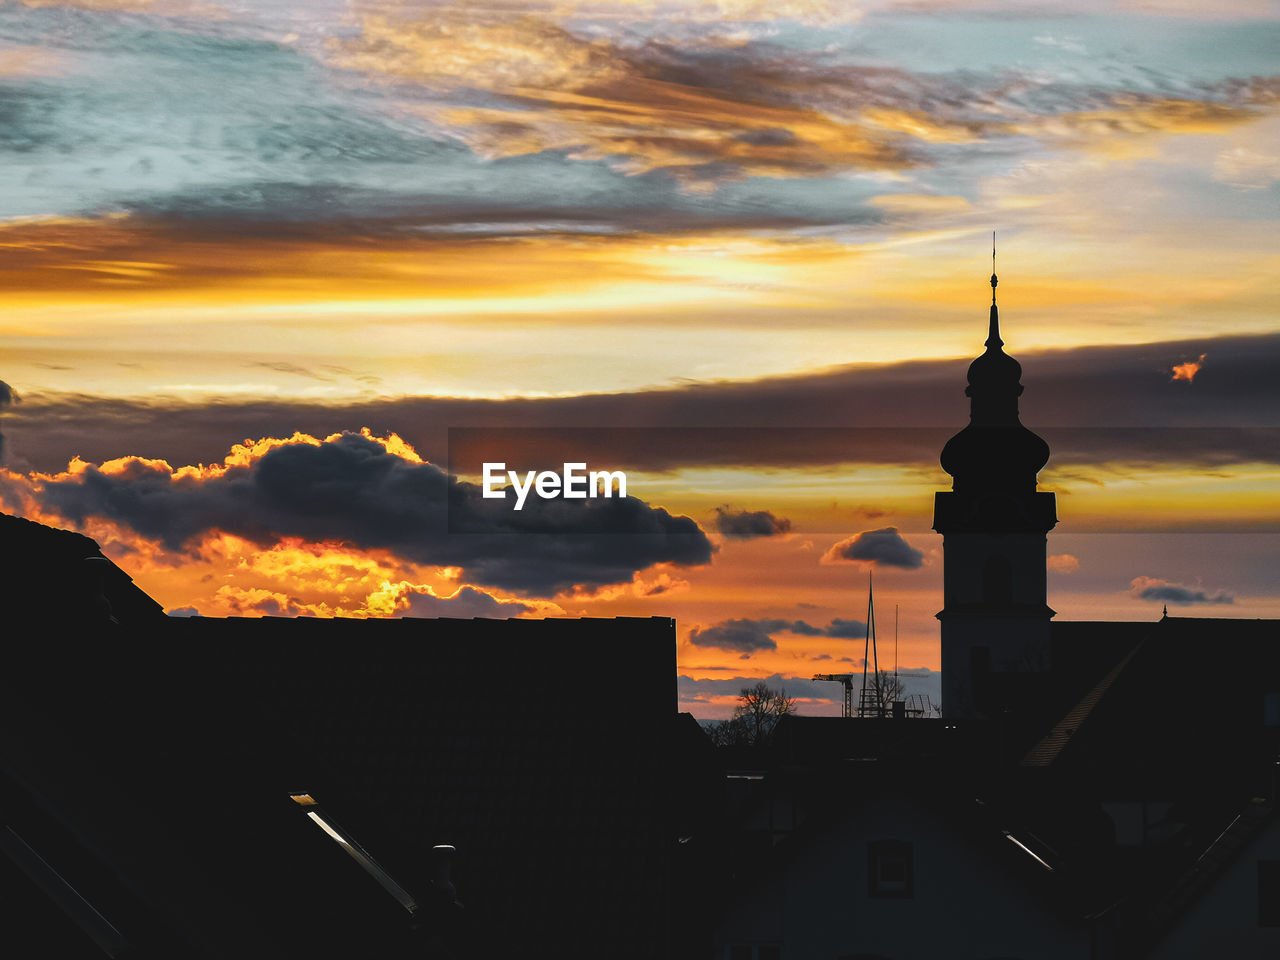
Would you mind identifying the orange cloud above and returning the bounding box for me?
[1011,93,1279,162]
[1171,354,1206,382]
[0,466,549,619]
[0,44,67,78]
[561,565,692,601]
[1047,553,1080,573]
[330,11,917,188]
[868,193,972,213]
[0,431,447,617]
[23,429,419,487]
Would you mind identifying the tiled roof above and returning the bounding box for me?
[0,512,165,625]
[1,514,690,958]
[1037,615,1280,792]
[165,614,680,958]
[1021,640,1145,767]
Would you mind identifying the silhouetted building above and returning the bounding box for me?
[934,264,1057,719]
[0,519,698,959]
[710,267,1280,959]
[0,511,166,630]
[4,268,1278,959]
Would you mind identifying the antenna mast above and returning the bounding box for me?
[894,604,899,680]
[859,572,882,718]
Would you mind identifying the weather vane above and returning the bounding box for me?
[991,230,998,304]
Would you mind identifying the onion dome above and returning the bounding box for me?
[940,266,1050,495]
[966,299,1023,398]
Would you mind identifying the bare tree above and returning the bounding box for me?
[873,671,905,708]
[705,681,797,746]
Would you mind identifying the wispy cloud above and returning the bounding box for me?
[328,11,931,190]
[1130,575,1234,605]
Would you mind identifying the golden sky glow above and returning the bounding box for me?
[0,0,1276,716]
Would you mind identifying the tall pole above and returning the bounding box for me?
[870,573,879,701]
[860,571,880,717]
[860,573,870,714]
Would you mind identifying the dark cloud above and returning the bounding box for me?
[677,673,831,704]
[679,669,942,713]
[248,596,299,617]
[8,331,1280,481]
[824,527,924,569]
[167,606,200,617]
[26,432,712,596]
[713,506,792,539]
[825,618,870,638]
[3,332,1279,543]
[689,619,783,653]
[734,128,799,146]
[1129,576,1234,606]
[0,379,16,462]
[398,585,532,619]
[688,616,869,652]
[783,621,822,636]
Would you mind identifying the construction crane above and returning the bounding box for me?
[811,673,855,718]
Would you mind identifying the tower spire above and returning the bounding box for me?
[987,230,1001,347]
[991,231,997,302]
[939,234,1050,494]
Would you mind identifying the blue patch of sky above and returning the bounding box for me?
[0,7,608,221]
[1154,162,1280,223]
[6,4,1272,228]
[839,14,1279,88]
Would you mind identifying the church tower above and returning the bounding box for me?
[933,247,1057,718]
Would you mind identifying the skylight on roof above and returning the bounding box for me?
[290,795,418,914]
[1003,831,1054,873]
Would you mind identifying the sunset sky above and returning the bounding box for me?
[0,0,1276,716]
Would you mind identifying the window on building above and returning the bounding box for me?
[982,555,1012,605]
[867,839,913,898]
[727,945,780,960]
[1262,692,1280,727]
[1258,860,1280,926]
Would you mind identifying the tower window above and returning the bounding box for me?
[1259,861,1280,926]
[867,839,913,898]
[982,555,1012,605]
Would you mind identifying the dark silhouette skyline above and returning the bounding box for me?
[3,286,1278,957]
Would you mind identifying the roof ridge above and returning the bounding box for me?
[1020,640,1145,768]
[1129,797,1275,949]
